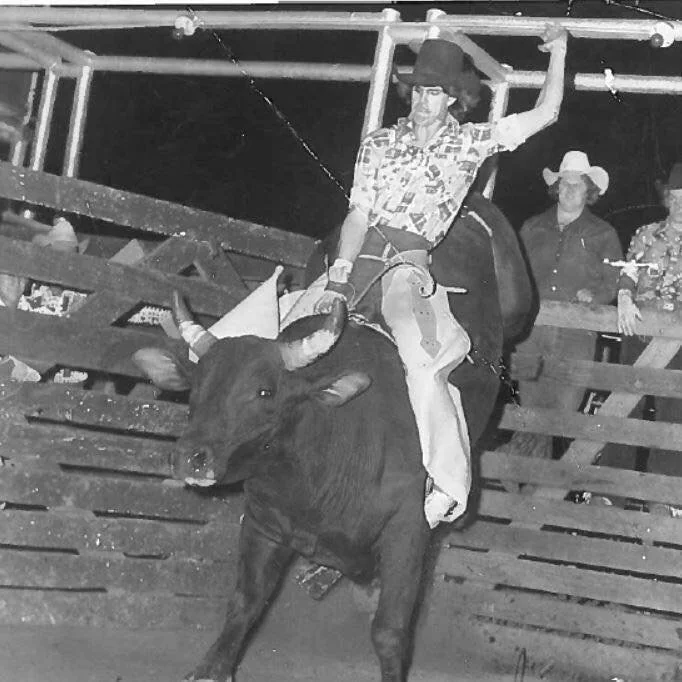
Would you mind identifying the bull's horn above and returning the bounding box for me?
[172,291,218,358]
[278,297,347,371]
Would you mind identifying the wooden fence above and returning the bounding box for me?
[439,301,682,681]
[0,163,679,681]
[0,161,312,628]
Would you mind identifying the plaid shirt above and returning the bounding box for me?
[620,221,682,310]
[349,113,526,247]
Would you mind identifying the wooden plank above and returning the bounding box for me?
[66,289,142,328]
[0,465,228,522]
[194,246,250,294]
[510,351,682,399]
[562,338,682,469]
[536,300,682,340]
[459,613,682,682]
[0,589,227,629]
[142,237,250,293]
[0,161,316,268]
[479,488,681,546]
[12,383,186,437]
[0,235,243,316]
[480,450,682,506]
[1,422,176,476]
[0,310,183,377]
[499,404,682,451]
[437,547,682,613]
[441,581,682,652]
[0,508,240,560]
[228,251,306,288]
[140,236,200,273]
[0,549,234,596]
[447,520,682,578]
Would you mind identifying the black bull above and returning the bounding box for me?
[133,192,531,682]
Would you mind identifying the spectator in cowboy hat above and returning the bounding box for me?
[278,27,569,528]
[509,151,622,459]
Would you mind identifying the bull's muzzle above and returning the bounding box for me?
[174,445,217,487]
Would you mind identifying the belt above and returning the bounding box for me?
[362,225,431,258]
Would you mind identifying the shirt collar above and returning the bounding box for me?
[395,114,459,147]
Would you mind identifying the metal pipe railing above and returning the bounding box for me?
[63,60,94,178]
[9,71,39,168]
[0,9,679,43]
[29,68,59,172]
[1,55,679,97]
[62,57,374,81]
[361,7,400,137]
[0,30,59,69]
[15,29,93,65]
[0,9,393,30]
[509,70,682,95]
[482,81,511,200]
[391,15,682,43]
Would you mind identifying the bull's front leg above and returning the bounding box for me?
[371,488,431,682]
[186,519,294,682]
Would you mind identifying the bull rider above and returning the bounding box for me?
[286,27,569,527]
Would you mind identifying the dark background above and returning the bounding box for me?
[43,1,682,247]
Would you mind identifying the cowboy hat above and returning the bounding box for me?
[542,151,609,196]
[397,39,481,98]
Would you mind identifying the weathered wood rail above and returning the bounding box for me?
[0,166,679,680]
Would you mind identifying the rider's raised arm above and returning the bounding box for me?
[512,25,568,140]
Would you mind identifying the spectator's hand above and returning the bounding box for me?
[538,24,568,54]
[617,291,642,336]
[576,289,594,303]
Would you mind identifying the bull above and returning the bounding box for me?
[133,192,531,682]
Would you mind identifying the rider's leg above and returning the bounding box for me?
[381,267,472,526]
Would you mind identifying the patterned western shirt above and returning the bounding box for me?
[349,113,526,247]
[520,207,623,304]
[619,221,682,311]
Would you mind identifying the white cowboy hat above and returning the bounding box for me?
[542,151,609,196]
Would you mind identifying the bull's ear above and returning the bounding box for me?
[315,371,371,407]
[132,348,191,392]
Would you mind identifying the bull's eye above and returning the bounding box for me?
[257,388,273,399]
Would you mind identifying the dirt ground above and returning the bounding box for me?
[0,579,550,682]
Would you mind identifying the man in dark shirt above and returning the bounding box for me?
[514,151,622,457]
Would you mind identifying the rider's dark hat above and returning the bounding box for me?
[397,39,481,98]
